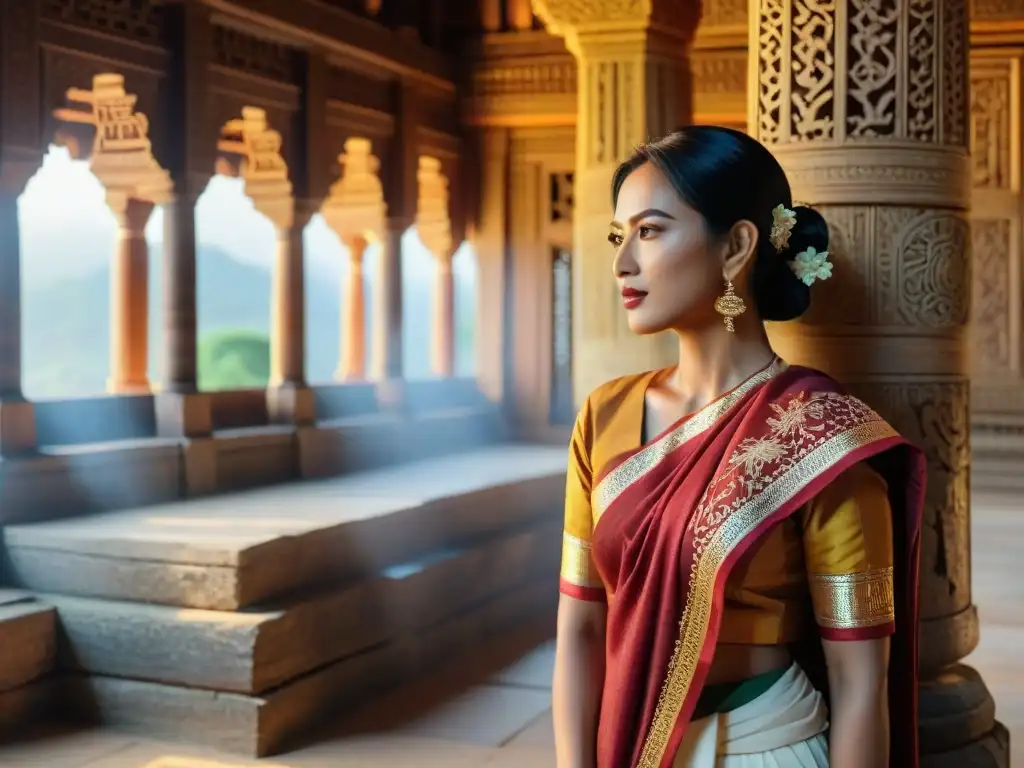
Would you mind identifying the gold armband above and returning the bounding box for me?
[809,566,895,631]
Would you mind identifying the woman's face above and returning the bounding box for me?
[610,162,725,335]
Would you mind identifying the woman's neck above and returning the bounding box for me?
[669,319,776,406]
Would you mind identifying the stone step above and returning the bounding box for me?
[0,591,57,736]
[46,520,559,694]
[0,591,56,693]
[4,444,566,610]
[64,577,559,757]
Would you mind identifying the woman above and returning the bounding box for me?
[552,126,924,768]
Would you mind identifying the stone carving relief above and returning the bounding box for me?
[754,0,786,144]
[790,0,836,141]
[906,0,936,142]
[850,381,971,621]
[691,52,746,97]
[971,69,1012,190]
[701,0,747,27]
[212,25,300,84]
[321,138,387,246]
[942,0,968,149]
[531,0,697,35]
[755,0,968,147]
[971,220,1012,373]
[845,0,897,138]
[217,107,293,228]
[471,62,577,98]
[41,0,163,43]
[805,206,969,328]
[415,156,453,259]
[52,73,172,204]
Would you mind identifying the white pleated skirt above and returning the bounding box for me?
[672,663,830,767]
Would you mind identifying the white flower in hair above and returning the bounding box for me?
[790,246,833,286]
[770,204,797,252]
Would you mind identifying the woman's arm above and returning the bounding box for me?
[801,461,898,768]
[823,636,890,768]
[552,595,607,768]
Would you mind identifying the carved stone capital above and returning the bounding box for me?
[531,0,699,44]
[105,194,156,234]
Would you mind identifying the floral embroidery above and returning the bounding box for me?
[770,204,797,252]
[790,246,833,286]
[696,392,878,538]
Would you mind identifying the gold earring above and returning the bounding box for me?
[714,278,746,332]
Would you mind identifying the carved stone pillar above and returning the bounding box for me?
[266,202,313,425]
[431,252,455,378]
[749,0,1007,764]
[371,220,406,383]
[532,0,699,404]
[336,237,368,381]
[0,162,39,456]
[158,189,212,436]
[106,195,154,394]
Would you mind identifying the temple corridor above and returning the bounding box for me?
[0,486,1019,768]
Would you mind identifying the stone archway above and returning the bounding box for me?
[52,72,173,395]
[215,107,308,418]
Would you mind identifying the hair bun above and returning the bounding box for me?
[785,205,830,258]
[752,205,830,323]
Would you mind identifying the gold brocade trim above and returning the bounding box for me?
[637,391,899,768]
[560,532,603,588]
[809,568,895,629]
[591,358,786,527]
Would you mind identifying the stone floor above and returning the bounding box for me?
[0,490,1019,768]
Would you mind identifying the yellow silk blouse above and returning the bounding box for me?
[560,372,897,643]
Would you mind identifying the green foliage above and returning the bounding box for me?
[198,329,270,391]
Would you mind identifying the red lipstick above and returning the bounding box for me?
[621,286,647,310]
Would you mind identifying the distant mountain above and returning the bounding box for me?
[22,243,475,399]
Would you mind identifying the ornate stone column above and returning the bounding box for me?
[749,0,1007,764]
[416,155,455,379]
[0,160,39,456]
[431,252,455,377]
[336,237,368,381]
[320,138,386,383]
[106,195,154,394]
[532,0,699,404]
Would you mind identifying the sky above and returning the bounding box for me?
[17,145,478,291]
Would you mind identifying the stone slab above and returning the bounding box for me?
[5,444,566,609]
[65,577,557,757]
[46,520,560,694]
[0,593,56,693]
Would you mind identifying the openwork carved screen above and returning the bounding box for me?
[550,248,574,425]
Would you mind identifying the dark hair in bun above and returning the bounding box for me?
[610,126,830,322]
